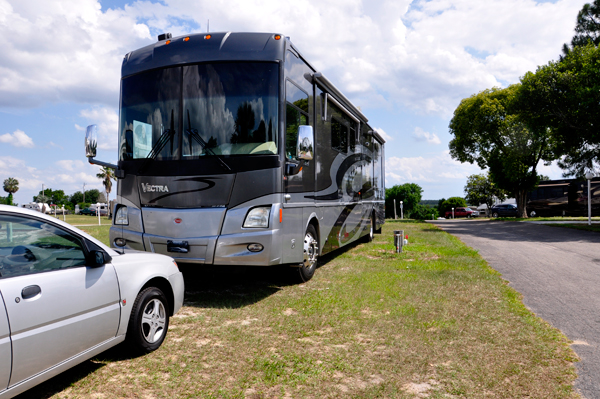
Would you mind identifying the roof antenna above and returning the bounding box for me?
[207,19,210,33]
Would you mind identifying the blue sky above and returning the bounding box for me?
[0,0,588,205]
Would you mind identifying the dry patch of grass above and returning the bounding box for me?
[21,220,579,398]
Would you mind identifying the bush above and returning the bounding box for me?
[410,204,439,220]
[385,183,423,219]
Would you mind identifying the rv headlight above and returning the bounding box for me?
[243,206,270,228]
[115,206,129,225]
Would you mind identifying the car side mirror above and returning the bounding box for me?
[89,250,111,267]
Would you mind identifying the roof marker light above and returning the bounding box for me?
[165,40,171,45]
[274,35,281,40]
[204,34,212,40]
[184,37,190,42]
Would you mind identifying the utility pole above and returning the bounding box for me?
[83,183,86,204]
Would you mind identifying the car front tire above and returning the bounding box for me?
[492,212,499,218]
[126,287,170,354]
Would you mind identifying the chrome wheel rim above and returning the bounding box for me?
[303,232,318,270]
[141,298,166,343]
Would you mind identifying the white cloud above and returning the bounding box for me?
[56,159,87,172]
[386,151,482,185]
[373,127,393,142]
[0,0,152,107]
[0,0,585,119]
[0,129,34,147]
[413,127,441,145]
[0,156,28,174]
[77,106,119,150]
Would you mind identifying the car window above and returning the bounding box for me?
[0,214,87,278]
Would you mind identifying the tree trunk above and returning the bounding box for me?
[515,189,528,218]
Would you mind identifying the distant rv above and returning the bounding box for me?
[527,178,600,217]
[22,203,50,213]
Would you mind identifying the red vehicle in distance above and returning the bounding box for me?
[444,207,474,218]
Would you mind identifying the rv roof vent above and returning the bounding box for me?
[158,33,172,42]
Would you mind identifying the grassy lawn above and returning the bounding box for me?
[25,220,579,398]
[47,213,112,226]
[76,224,111,246]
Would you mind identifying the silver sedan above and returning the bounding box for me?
[0,205,184,398]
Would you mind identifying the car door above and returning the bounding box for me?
[0,212,121,387]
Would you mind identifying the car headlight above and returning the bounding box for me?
[243,206,270,228]
[115,206,129,225]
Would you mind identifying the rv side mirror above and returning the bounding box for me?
[85,125,98,158]
[297,125,314,161]
[84,124,125,178]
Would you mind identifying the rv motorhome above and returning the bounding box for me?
[85,32,385,282]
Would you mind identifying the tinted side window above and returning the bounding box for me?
[331,117,348,153]
[285,80,309,161]
[286,103,308,160]
[0,215,87,278]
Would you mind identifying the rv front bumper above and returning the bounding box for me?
[111,227,281,266]
[213,229,281,266]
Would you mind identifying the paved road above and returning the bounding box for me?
[429,219,600,399]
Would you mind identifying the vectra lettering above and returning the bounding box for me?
[141,183,169,193]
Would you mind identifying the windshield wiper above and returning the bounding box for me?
[139,110,176,172]
[139,128,175,173]
[186,110,231,171]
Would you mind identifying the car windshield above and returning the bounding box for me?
[119,62,279,161]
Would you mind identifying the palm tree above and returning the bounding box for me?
[96,167,115,217]
[3,177,19,206]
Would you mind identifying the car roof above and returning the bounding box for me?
[0,205,118,256]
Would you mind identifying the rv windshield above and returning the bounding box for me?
[119,62,279,161]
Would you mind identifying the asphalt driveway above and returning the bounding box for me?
[429,219,600,399]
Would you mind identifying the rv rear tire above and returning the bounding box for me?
[368,214,375,242]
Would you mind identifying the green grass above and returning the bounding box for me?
[47,213,112,226]
[76,225,111,246]
[23,219,579,398]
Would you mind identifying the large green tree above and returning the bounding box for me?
[69,189,100,208]
[34,188,67,206]
[449,85,557,218]
[384,183,423,219]
[520,43,600,177]
[464,173,507,214]
[3,177,19,206]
